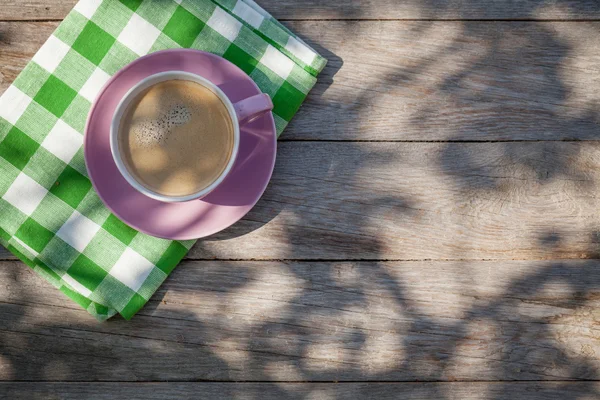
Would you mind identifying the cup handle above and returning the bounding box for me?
[234,93,273,125]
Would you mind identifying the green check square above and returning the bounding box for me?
[156,241,188,274]
[72,21,116,65]
[136,0,178,30]
[0,152,21,197]
[0,199,28,237]
[53,49,97,92]
[93,275,135,312]
[38,236,80,274]
[12,62,51,99]
[23,147,66,188]
[83,229,126,272]
[91,1,133,37]
[223,44,258,75]
[250,65,283,97]
[61,95,91,133]
[99,42,138,76]
[0,127,39,170]
[14,102,58,142]
[272,81,305,121]
[54,11,88,46]
[30,192,75,233]
[129,234,170,265]
[94,303,109,316]
[261,19,290,46]
[15,217,54,253]
[286,64,313,94]
[103,214,137,246]
[120,293,146,320]
[33,75,77,118]
[232,26,268,61]
[67,254,108,291]
[163,6,205,48]
[119,0,143,12]
[76,190,111,226]
[150,33,181,53]
[50,165,92,208]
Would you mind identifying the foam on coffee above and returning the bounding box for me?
[133,103,192,146]
[118,79,234,197]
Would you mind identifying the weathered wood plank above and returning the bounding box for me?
[190,141,600,260]
[2,0,600,21]
[2,382,600,400]
[2,141,600,261]
[2,259,600,381]
[287,20,600,141]
[2,21,600,141]
[0,22,56,92]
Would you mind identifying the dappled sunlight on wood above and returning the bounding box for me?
[3,0,600,398]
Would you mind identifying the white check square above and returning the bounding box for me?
[73,0,102,19]
[41,120,82,164]
[110,248,155,292]
[0,86,32,125]
[286,36,316,65]
[80,68,111,102]
[207,7,243,42]
[63,274,92,297]
[117,14,161,56]
[260,45,295,80]
[32,35,70,74]
[233,1,264,28]
[57,211,101,252]
[3,173,48,216]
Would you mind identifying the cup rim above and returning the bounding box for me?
[109,71,240,203]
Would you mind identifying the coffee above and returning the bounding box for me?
[118,80,234,197]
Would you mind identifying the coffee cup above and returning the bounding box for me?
[110,71,273,203]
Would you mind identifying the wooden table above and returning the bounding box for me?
[2,1,600,398]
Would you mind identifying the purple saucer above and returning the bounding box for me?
[84,49,277,240]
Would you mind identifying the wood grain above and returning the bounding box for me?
[3,259,600,381]
[288,20,600,141]
[2,382,600,400]
[2,21,600,141]
[2,0,599,391]
[178,141,600,260]
[2,141,600,260]
[0,22,56,92]
[3,0,600,21]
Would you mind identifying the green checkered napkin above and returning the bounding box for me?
[0,0,326,320]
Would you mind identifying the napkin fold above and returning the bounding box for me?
[0,0,326,320]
